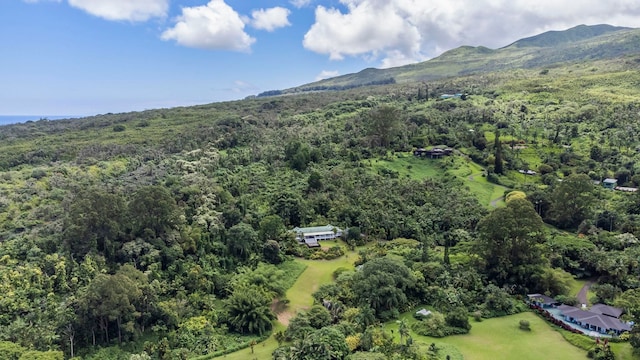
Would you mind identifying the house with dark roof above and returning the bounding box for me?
[413,147,454,159]
[557,304,631,335]
[589,304,624,319]
[527,293,558,308]
[292,225,343,247]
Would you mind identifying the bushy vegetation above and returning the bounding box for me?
[3,49,640,359]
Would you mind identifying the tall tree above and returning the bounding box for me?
[128,185,180,238]
[351,257,416,318]
[366,105,402,148]
[548,173,595,229]
[225,286,274,335]
[63,188,126,261]
[493,130,504,174]
[476,198,546,290]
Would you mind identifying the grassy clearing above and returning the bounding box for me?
[365,153,509,208]
[216,247,359,359]
[385,312,587,360]
[287,250,357,312]
[367,155,443,180]
[611,342,640,360]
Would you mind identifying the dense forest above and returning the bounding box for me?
[3,54,640,360]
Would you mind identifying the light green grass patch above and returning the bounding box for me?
[366,155,443,180]
[385,312,587,360]
[365,153,508,208]
[287,254,356,312]
[438,313,586,360]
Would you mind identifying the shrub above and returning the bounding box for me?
[560,332,595,351]
[333,267,350,280]
[519,320,531,331]
[0,341,25,360]
[30,168,46,179]
[472,310,483,322]
[113,124,126,132]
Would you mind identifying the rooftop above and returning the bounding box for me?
[292,224,342,234]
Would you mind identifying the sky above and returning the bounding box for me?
[2,0,640,116]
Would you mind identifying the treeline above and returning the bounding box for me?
[257,77,396,97]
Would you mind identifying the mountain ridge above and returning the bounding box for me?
[263,24,639,96]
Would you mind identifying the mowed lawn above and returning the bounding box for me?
[443,313,586,360]
[286,251,356,312]
[386,312,587,360]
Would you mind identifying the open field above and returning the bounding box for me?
[286,252,356,313]
[367,153,509,208]
[385,312,588,360]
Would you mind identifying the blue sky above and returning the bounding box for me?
[2,0,640,116]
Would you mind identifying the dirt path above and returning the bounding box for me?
[576,281,594,305]
[271,299,294,326]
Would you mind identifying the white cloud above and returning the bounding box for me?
[290,0,312,8]
[67,0,168,22]
[315,70,339,81]
[161,0,255,51]
[23,0,61,3]
[250,7,291,32]
[303,0,640,67]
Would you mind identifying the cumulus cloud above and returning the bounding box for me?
[250,7,291,32]
[67,0,168,22]
[303,0,640,67]
[315,70,339,81]
[161,0,255,51]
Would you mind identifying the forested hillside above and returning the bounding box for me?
[2,53,640,359]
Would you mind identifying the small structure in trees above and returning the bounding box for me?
[603,178,618,190]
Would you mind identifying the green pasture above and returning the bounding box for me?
[366,153,509,208]
[385,312,588,360]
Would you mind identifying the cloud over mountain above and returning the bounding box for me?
[303,0,640,67]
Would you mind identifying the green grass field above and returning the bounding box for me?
[385,312,588,360]
[366,153,509,208]
[286,253,356,312]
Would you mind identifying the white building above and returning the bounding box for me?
[292,224,343,247]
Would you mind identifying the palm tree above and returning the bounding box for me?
[398,319,409,346]
[226,286,275,335]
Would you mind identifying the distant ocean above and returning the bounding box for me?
[0,115,81,126]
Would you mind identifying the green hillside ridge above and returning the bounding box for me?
[273,24,639,95]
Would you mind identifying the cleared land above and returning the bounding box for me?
[368,153,508,208]
[385,312,587,360]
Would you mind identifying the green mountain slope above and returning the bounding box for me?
[275,24,639,95]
